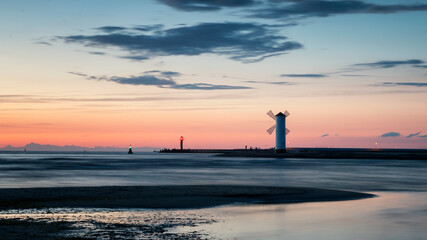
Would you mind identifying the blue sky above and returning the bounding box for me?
[1,0,426,148]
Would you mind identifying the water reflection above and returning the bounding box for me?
[173,192,427,240]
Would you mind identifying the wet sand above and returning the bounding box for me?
[0,209,215,239]
[0,185,374,210]
[0,186,375,239]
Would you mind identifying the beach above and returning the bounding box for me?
[0,185,374,209]
[0,185,374,239]
[0,151,426,239]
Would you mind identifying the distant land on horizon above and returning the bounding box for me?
[0,142,160,152]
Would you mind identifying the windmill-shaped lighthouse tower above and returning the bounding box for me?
[267,110,290,153]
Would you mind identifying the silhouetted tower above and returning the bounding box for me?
[267,110,290,153]
[180,136,184,150]
[128,145,133,154]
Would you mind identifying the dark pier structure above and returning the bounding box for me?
[159,148,427,160]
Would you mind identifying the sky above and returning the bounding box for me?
[1,0,426,149]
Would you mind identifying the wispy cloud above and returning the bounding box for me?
[419,135,427,138]
[281,74,327,78]
[380,132,401,137]
[69,71,251,90]
[88,51,106,55]
[166,83,251,90]
[353,59,424,69]
[108,75,176,86]
[158,0,257,11]
[341,74,369,77]
[406,132,421,138]
[95,26,127,33]
[244,81,293,85]
[250,1,427,20]
[60,22,302,63]
[321,133,329,137]
[380,82,427,87]
[35,41,52,46]
[0,93,246,104]
[158,0,427,19]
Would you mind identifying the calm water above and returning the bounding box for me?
[0,151,426,239]
[0,151,426,191]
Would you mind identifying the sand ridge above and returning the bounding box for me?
[0,185,374,209]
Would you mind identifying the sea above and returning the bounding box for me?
[0,151,426,239]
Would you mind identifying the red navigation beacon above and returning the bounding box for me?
[180,136,184,150]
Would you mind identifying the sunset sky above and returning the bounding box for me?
[1,0,426,149]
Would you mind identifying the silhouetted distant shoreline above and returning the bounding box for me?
[0,142,159,152]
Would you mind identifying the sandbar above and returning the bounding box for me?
[0,185,374,210]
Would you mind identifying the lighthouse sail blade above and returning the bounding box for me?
[285,128,290,135]
[267,110,276,120]
[284,110,290,117]
[267,124,276,135]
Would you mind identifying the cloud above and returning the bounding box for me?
[166,83,251,90]
[251,1,427,20]
[60,22,302,63]
[96,25,164,33]
[69,71,251,90]
[341,74,369,77]
[69,72,89,77]
[353,59,424,69]
[321,134,329,137]
[121,56,150,61]
[95,26,127,33]
[419,135,427,138]
[380,132,401,137]
[144,70,181,77]
[281,74,327,78]
[0,94,244,104]
[406,132,421,138]
[133,24,164,32]
[381,82,427,87]
[109,75,176,86]
[244,81,293,85]
[35,41,52,46]
[158,0,257,11]
[88,51,106,55]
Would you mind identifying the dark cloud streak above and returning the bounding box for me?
[281,74,327,78]
[381,82,427,87]
[245,81,293,85]
[35,41,52,46]
[354,59,425,69]
[380,132,401,137]
[96,26,127,33]
[158,0,257,11]
[69,71,251,90]
[60,22,302,63]
[250,0,427,20]
[406,132,421,138]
